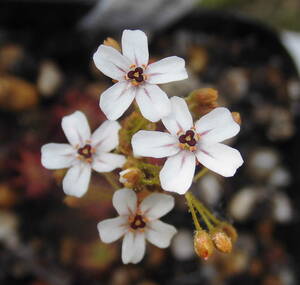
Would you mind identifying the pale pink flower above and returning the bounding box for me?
[98,188,177,264]
[41,111,125,197]
[132,97,243,194]
[93,29,188,122]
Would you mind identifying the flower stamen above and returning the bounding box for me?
[178,129,199,151]
[127,67,145,85]
[130,214,146,230]
[77,144,94,162]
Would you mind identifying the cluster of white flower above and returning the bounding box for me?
[41,29,243,264]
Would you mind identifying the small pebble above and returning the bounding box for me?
[171,229,194,261]
[37,60,63,97]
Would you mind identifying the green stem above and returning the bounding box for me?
[190,193,222,225]
[188,193,214,231]
[201,205,222,225]
[141,178,160,185]
[193,167,209,182]
[185,192,202,231]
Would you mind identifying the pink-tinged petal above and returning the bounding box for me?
[61,111,91,147]
[146,220,177,248]
[41,143,76,169]
[140,193,175,220]
[91,120,121,152]
[130,232,146,264]
[97,216,127,243]
[99,81,136,120]
[196,142,244,177]
[62,163,91,197]
[113,188,137,216]
[121,30,149,67]
[195,107,240,143]
[132,130,179,158]
[92,152,126,173]
[159,151,195,194]
[146,56,188,84]
[93,45,130,80]
[122,232,146,264]
[135,84,171,122]
[162,96,193,135]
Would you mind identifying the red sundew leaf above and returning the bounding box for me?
[12,150,54,198]
[51,88,107,132]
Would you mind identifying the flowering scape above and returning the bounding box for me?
[41,29,244,263]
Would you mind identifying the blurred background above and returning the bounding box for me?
[0,0,300,284]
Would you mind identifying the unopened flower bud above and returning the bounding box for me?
[119,168,142,188]
[218,223,238,243]
[186,88,219,117]
[194,230,214,260]
[232,112,241,125]
[211,229,232,254]
[103,37,121,52]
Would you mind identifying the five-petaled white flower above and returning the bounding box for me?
[93,29,188,122]
[41,111,125,197]
[132,97,244,194]
[97,188,177,264]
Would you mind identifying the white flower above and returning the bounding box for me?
[97,188,177,264]
[93,29,188,122]
[41,111,125,197]
[132,97,243,194]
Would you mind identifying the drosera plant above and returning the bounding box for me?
[41,29,244,264]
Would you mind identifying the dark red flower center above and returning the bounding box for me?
[130,214,146,230]
[77,144,92,159]
[179,130,197,146]
[127,67,144,83]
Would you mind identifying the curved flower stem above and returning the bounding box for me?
[196,204,214,231]
[193,167,208,182]
[190,193,222,225]
[141,178,160,186]
[103,172,120,190]
[201,205,222,225]
[185,192,202,231]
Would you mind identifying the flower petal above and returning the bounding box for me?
[162,96,193,135]
[132,130,179,158]
[62,163,91,197]
[146,56,188,84]
[130,232,146,264]
[159,151,195,194]
[91,120,121,152]
[92,152,126,173]
[99,81,136,120]
[195,107,240,143]
[61,111,91,147]
[140,193,175,220]
[146,220,177,248]
[121,30,149,67]
[196,142,244,177]
[113,188,137,216]
[122,232,134,264]
[41,143,76,169]
[97,216,127,243]
[93,45,130,80]
[135,84,171,122]
[122,232,146,264]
